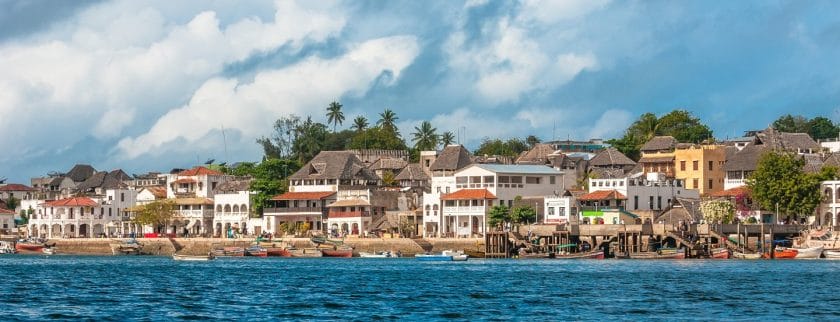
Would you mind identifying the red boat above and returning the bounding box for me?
[763,247,798,259]
[321,248,353,258]
[627,248,686,259]
[15,239,48,253]
[551,250,605,259]
[266,247,292,257]
[245,246,267,257]
[710,247,730,259]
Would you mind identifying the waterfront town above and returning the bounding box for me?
[2,112,840,260]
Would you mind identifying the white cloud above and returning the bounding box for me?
[517,0,611,25]
[116,35,420,159]
[587,109,633,139]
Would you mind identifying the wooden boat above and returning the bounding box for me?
[824,250,840,259]
[415,250,468,261]
[245,245,268,257]
[15,238,49,253]
[793,246,823,259]
[265,247,292,257]
[710,247,730,259]
[763,247,798,259]
[732,251,761,259]
[289,248,322,258]
[42,247,56,255]
[550,250,605,259]
[173,253,215,261]
[796,229,840,250]
[0,241,16,254]
[321,248,353,258]
[111,239,143,255]
[627,248,685,259]
[212,246,245,257]
[359,251,398,258]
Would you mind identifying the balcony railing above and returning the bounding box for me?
[263,207,326,214]
[175,210,212,218]
[725,179,746,187]
[443,206,487,215]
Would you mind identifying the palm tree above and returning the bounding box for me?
[377,109,398,131]
[326,101,344,132]
[440,131,455,147]
[351,116,368,132]
[632,112,660,142]
[411,121,439,151]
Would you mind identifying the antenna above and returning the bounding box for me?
[221,124,229,163]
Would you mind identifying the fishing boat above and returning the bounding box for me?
[15,238,50,253]
[0,241,16,254]
[111,239,143,255]
[321,248,353,258]
[763,247,798,259]
[793,246,823,259]
[443,250,468,261]
[173,253,215,261]
[42,247,55,255]
[359,251,399,258]
[212,246,245,257]
[710,247,730,259]
[795,229,840,250]
[265,247,292,257]
[627,248,685,259]
[824,250,840,259]
[415,250,468,261]
[289,248,322,257]
[549,244,604,259]
[245,245,268,257]
[732,251,762,259]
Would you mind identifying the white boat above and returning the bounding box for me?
[172,253,215,261]
[42,247,55,255]
[824,250,840,259]
[796,229,840,250]
[443,250,468,261]
[794,246,823,259]
[359,251,398,258]
[732,251,762,259]
[0,241,16,254]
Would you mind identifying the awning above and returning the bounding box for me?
[271,191,335,200]
[327,199,371,207]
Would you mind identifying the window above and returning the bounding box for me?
[525,177,541,184]
[550,176,556,185]
[634,196,639,210]
[510,176,523,184]
[693,161,698,171]
[708,179,713,189]
[558,207,565,216]
[708,161,713,171]
[657,196,662,210]
[693,178,699,189]
[120,193,125,202]
[649,196,653,209]
[483,176,495,184]
[498,176,510,183]
[680,161,686,171]
[548,207,555,216]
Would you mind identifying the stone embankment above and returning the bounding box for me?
[46,237,485,256]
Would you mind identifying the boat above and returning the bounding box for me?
[443,250,468,261]
[795,229,840,250]
[549,244,604,259]
[415,250,468,261]
[627,248,686,259]
[732,251,762,259]
[265,247,292,257]
[212,246,245,257]
[793,246,823,259]
[763,247,798,259]
[245,245,268,257]
[15,238,50,253]
[173,253,215,261]
[824,250,840,259]
[0,241,16,254]
[321,248,353,258]
[359,251,399,258]
[111,239,143,255]
[289,248,322,258]
[42,247,55,255]
[710,247,730,259]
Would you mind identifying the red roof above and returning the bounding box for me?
[0,184,36,192]
[271,191,335,200]
[0,208,15,214]
[172,178,197,184]
[578,190,627,201]
[179,166,222,176]
[710,186,750,198]
[441,189,497,200]
[43,197,98,207]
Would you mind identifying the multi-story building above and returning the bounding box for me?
[588,172,699,212]
[639,136,677,179]
[421,145,473,237]
[29,189,137,238]
[724,145,768,190]
[212,179,259,237]
[819,180,840,227]
[674,144,726,195]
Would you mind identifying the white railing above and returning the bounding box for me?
[724,179,746,188]
[176,210,212,219]
[444,206,486,215]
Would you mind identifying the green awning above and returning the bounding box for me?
[581,210,604,217]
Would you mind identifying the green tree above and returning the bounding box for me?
[292,116,328,163]
[351,116,368,132]
[607,110,713,160]
[411,121,438,151]
[511,205,537,225]
[5,196,19,211]
[440,131,455,147]
[808,116,839,141]
[772,114,810,133]
[326,101,344,132]
[525,135,541,148]
[699,200,735,224]
[257,115,300,159]
[488,205,510,229]
[377,109,399,133]
[348,126,407,150]
[747,152,826,220]
[250,159,301,217]
[381,170,397,187]
[474,137,530,158]
[133,200,176,228]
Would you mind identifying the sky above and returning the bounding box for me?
[2,0,840,183]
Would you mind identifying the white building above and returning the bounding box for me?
[588,172,698,212]
[0,208,14,234]
[29,189,137,238]
[544,196,574,224]
[212,180,259,237]
[422,145,473,237]
[819,180,840,227]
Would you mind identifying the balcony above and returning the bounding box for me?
[175,210,213,219]
[264,207,327,215]
[725,179,746,189]
[443,206,487,215]
[328,211,370,218]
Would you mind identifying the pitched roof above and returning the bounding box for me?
[213,179,252,194]
[515,144,556,164]
[589,147,635,167]
[179,166,223,176]
[578,190,627,201]
[66,164,96,182]
[640,136,677,152]
[289,151,379,181]
[824,153,840,168]
[473,164,561,175]
[723,145,769,172]
[441,189,497,200]
[0,184,36,192]
[724,146,739,161]
[802,154,824,174]
[590,168,628,179]
[172,178,197,184]
[638,156,675,163]
[75,169,130,191]
[429,145,473,171]
[271,191,336,200]
[755,127,820,151]
[44,197,98,207]
[141,186,167,199]
[368,158,408,171]
[394,163,429,181]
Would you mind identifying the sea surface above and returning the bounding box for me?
[1,255,838,321]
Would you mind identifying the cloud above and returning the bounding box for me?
[116,35,420,159]
[587,109,633,139]
[517,0,611,25]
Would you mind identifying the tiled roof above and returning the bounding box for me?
[441,189,497,200]
[394,163,429,181]
[290,151,380,181]
[578,190,627,201]
[174,198,214,205]
[143,186,167,199]
[272,191,336,201]
[710,186,750,198]
[589,148,635,167]
[179,166,223,176]
[640,136,677,152]
[0,184,36,191]
[44,197,98,207]
[430,145,473,171]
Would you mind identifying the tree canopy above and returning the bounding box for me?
[488,205,510,229]
[474,137,529,158]
[607,110,713,160]
[772,114,839,141]
[747,151,837,220]
[132,200,176,227]
[326,101,345,132]
[411,121,438,151]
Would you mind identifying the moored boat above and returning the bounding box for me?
[824,250,840,259]
[763,247,798,259]
[173,253,215,261]
[212,246,245,257]
[0,241,16,254]
[15,238,50,253]
[42,247,55,255]
[359,251,398,258]
[111,239,143,255]
[265,247,292,257]
[627,248,685,259]
[245,245,268,257]
[710,247,730,259]
[551,250,605,259]
[321,248,353,258]
[289,248,322,257]
[732,251,762,259]
[416,250,468,261]
[793,246,823,259]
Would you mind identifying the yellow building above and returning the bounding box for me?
[674,144,726,196]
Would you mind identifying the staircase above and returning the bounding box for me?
[709,229,754,252]
[666,232,695,249]
[411,237,433,252]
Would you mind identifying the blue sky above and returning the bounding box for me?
[1,0,840,183]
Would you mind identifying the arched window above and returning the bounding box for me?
[241,204,248,213]
[233,205,240,213]
[224,204,231,212]
[825,188,834,201]
[216,205,222,212]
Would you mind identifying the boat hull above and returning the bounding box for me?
[289,248,322,258]
[628,249,685,259]
[415,254,454,261]
[15,243,45,252]
[793,246,823,259]
[173,254,214,261]
[732,252,761,259]
[266,247,292,257]
[321,249,353,258]
[710,248,730,259]
[763,248,798,259]
[824,250,840,259]
[551,251,605,259]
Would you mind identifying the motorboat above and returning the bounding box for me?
[416,250,468,261]
[173,253,215,261]
[359,251,399,258]
[15,238,50,253]
[0,241,16,254]
[793,246,823,259]
[42,247,56,255]
[763,247,798,259]
[710,247,730,259]
[321,248,353,258]
[824,250,840,259]
[550,250,605,259]
[795,229,840,250]
[245,245,268,257]
[732,251,762,259]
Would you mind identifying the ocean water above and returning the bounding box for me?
[1,256,838,321]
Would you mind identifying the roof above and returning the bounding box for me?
[213,179,252,194]
[429,145,473,171]
[368,158,408,171]
[638,156,675,163]
[0,208,14,214]
[172,178,197,184]
[578,190,627,201]
[179,166,223,176]
[327,199,371,207]
[75,169,131,191]
[66,164,96,182]
[515,144,556,164]
[724,145,769,172]
[472,164,561,175]
[640,136,677,152]
[44,197,98,207]
[174,198,214,205]
[802,154,824,174]
[590,168,627,179]
[757,128,820,151]
[725,146,739,161]
[0,184,36,192]
[394,163,429,181]
[441,189,497,200]
[589,148,635,167]
[271,191,336,200]
[824,153,840,168]
[141,186,167,199]
[289,151,380,181]
[710,186,750,198]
